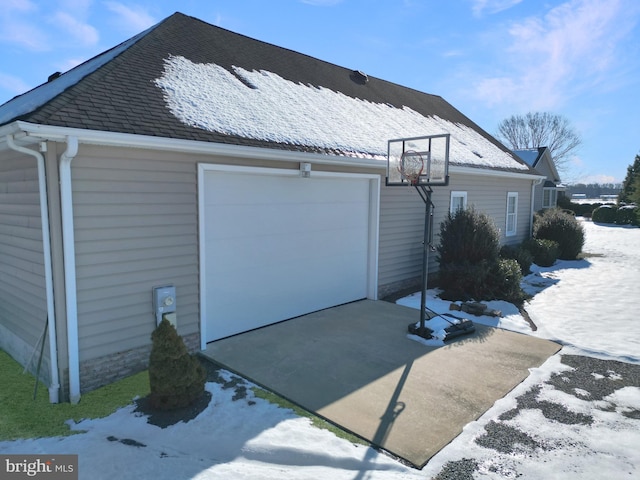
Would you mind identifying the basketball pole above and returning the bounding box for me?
[416,185,434,336]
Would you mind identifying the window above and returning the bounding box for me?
[450,191,467,214]
[506,192,518,237]
[542,187,557,208]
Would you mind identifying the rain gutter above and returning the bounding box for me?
[531,177,545,236]
[10,121,385,169]
[5,134,60,403]
[58,136,81,404]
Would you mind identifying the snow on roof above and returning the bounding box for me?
[155,55,528,170]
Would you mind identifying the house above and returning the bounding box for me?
[0,12,543,403]
[514,147,563,211]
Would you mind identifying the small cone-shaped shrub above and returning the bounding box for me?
[148,319,206,410]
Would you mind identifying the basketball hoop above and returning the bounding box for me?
[384,134,473,342]
[386,133,450,187]
[398,150,424,186]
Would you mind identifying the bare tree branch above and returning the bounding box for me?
[495,112,582,175]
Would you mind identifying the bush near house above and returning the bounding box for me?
[488,258,526,305]
[148,319,206,410]
[437,208,525,305]
[521,238,560,267]
[533,208,585,260]
[499,244,533,275]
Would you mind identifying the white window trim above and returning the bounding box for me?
[506,192,518,237]
[450,191,467,214]
[542,187,557,209]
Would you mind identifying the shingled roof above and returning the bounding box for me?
[0,12,534,173]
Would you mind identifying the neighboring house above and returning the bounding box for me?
[0,13,543,403]
[514,147,563,211]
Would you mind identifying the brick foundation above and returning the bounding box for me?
[78,332,200,394]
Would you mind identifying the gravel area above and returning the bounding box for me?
[433,353,640,478]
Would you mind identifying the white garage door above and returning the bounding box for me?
[200,165,377,342]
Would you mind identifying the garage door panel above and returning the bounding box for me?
[207,256,367,340]
[203,168,374,342]
[207,221,369,273]
[208,199,370,240]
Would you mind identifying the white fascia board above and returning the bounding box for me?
[450,164,546,182]
[10,122,386,170]
[4,122,546,182]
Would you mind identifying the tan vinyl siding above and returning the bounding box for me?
[0,150,48,373]
[71,146,199,363]
[378,171,534,293]
[378,185,425,288]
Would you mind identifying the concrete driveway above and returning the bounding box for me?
[202,300,560,468]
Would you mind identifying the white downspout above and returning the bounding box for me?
[59,136,80,404]
[5,135,60,403]
[530,177,544,236]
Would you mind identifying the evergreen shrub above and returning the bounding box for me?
[616,205,639,225]
[437,207,500,265]
[522,238,559,267]
[500,244,533,275]
[557,195,602,218]
[438,260,493,301]
[533,208,585,260]
[592,205,617,224]
[148,319,206,410]
[437,208,524,304]
[488,258,525,305]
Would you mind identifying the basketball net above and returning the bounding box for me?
[398,150,424,186]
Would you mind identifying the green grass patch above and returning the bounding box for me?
[2,349,366,446]
[251,387,367,446]
[0,350,149,441]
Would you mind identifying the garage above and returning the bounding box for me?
[199,164,380,343]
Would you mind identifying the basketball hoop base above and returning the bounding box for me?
[407,316,476,342]
[407,323,434,340]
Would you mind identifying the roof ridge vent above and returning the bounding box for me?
[351,70,369,85]
[48,72,61,82]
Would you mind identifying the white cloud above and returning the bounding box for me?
[1,0,37,13]
[0,20,50,51]
[473,0,640,110]
[576,174,619,184]
[300,0,343,5]
[0,0,47,50]
[472,0,523,16]
[442,49,464,58]
[103,1,156,33]
[0,72,30,95]
[55,57,88,73]
[52,11,100,46]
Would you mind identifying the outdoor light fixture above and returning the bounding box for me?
[300,162,311,178]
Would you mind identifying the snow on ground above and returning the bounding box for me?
[1,220,638,479]
[410,219,640,479]
[525,222,640,363]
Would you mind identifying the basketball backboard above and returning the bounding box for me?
[386,133,450,186]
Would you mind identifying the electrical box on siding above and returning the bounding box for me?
[153,285,176,327]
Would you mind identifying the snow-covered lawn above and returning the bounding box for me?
[1,220,638,479]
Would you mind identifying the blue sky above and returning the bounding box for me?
[1,0,638,183]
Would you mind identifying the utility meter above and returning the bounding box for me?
[153,285,176,326]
